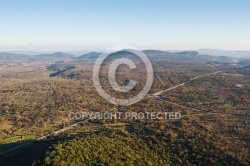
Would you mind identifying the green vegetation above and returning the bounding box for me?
[40,129,170,166]
[0,89,14,93]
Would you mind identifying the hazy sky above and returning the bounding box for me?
[0,0,249,51]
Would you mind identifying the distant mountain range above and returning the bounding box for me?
[156,50,242,63]
[1,50,250,65]
[75,50,239,63]
[35,52,75,60]
[198,49,250,58]
[0,52,32,61]
[0,52,74,62]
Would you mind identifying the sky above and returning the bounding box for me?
[0,0,249,51]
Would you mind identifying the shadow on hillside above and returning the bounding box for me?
[0,136,72,166]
